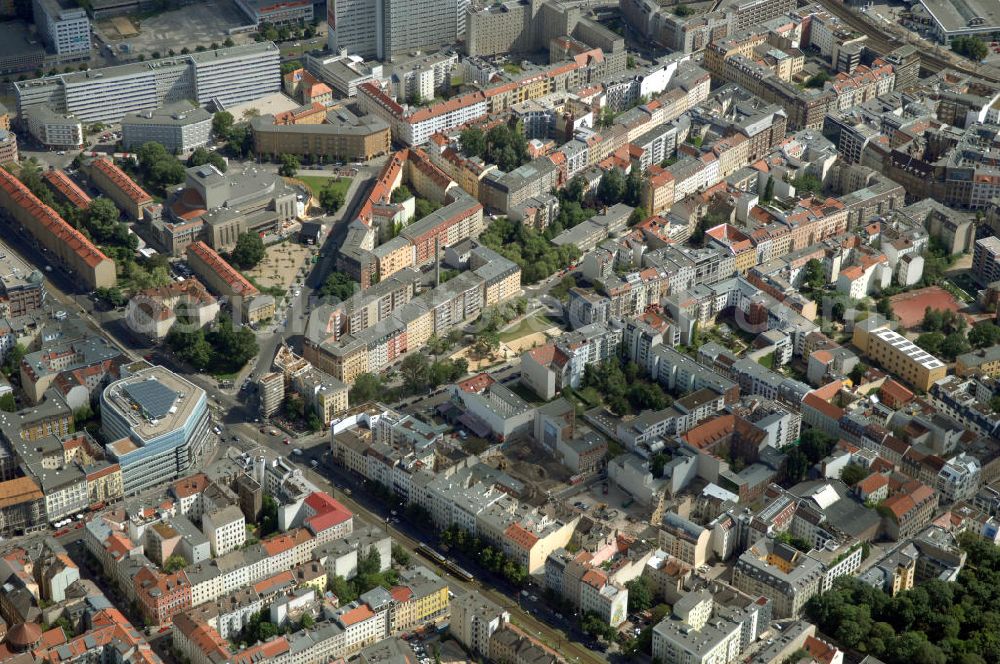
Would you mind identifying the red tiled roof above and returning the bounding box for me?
[261,528,312,557]
[186,241,258,297]
[408,91,487,124]
[338,604,374,627]
[390,586,413,603]
[253,570,294,595]
[456,372,495,394]
[43,169,91,209]
[856,473,887,494]
[504,523,539,551]
[172,473,208,499]
[91,158,152,205]
[303,491,352,534]
[0,168,110,269]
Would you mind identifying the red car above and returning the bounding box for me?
[283,438,290,445]
[75,522,84,529]
[54,528,68,537]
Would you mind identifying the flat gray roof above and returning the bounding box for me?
[919,0,1000,32]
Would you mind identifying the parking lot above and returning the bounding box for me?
[95,0,252,56]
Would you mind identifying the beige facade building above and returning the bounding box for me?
[87,157,153,221]
[0,167,115,290]
[251,109,391,162]
[852,315,946,391]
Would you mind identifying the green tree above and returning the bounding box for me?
[260,494,279,536]
[95,286,127,308]
[624,167,642,207]
[968,321,1000,349]
[805,71,832,88]
[391,543,410,566]
[940,332,971,360]
[187,146,227,172]
[0,392,15,412]
[163,555,186,573]
[597,168,626,206]
[460,127,486,158]
[319,182,345,212]
[915,331,946,356]
[626,577,654,613]
[840,463,868,486]
[803,259,825,291]
[230,232,265,269]
[205,315,259,372]
[278,153,299,177]
[799,428,836,463]
[300,613,314,629]
[319,272,357,300]
[952,36,989,62]
[349,373,382,404]
[400,353,430,393]
[848,362,868,384]
[762,177,775,202]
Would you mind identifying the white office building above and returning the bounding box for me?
[121,101,213,152]
[14,42,280,124]
[101,367,211,495]
[328,0,459,60]
[33,0,90,58]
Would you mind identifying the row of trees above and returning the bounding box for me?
[440,525,529,587]
[806,535,1000,664]
[165,315,259,374]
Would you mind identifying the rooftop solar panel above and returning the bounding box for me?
[124,379,179,419]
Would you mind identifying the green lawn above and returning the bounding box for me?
[296,175,349,200]
[499,314,558,342]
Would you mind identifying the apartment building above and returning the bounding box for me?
[24,105,82,149]
[652,592,743,664]
[186,241,275,324]
[659,512,712,568]
[0,166,116,290]
[973,236,1000,287]
[250,108,391,162]
[956,345,1000,378]
[0,129,17,164]
[451,592,509,658]
[86,157,154,221]
[203,505,246,557]
[732,539,824,618]
[852,316,947,391]
[43,168,91,210]
[14,42,280,124]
